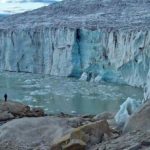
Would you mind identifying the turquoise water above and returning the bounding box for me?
[0,72,143,115]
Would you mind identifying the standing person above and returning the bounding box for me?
[4,93,7,102]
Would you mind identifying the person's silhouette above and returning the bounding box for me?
[4,94,7,102]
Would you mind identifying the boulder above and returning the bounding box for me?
[0,101,30,117]
[123,101,150,133]
[70,120,118,146]
[115,97,141,128]
[0,117,72,150]
[51,120,119,149]
[0,101,45,119]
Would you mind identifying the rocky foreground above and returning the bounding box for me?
[0,100,150,150]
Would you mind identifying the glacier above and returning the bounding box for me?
[0,0,150,100]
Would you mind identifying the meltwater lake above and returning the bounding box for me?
[0,72,143,115]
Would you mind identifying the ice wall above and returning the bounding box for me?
[0,28,150,99]
[0,28,80,76]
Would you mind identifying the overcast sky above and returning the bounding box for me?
[0,0,61,14]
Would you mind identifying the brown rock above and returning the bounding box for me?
[51,120,119,149]
[62,139,86,150]
[0,101,30,117]
[0,101,45,119]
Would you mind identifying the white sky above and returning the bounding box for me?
[0,0,61,14]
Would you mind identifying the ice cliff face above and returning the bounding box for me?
[0,28,78,76]
[0,0,150,100]
[0,28,150,86]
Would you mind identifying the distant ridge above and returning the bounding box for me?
[0,0,150,30]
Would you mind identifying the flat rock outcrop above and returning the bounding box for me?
[0,101,45,121]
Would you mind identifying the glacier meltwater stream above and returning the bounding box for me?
[0,72,143,115]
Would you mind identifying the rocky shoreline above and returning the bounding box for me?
[0,99,150,150]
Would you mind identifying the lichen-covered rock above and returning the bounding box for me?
[123,101,150,133]
[51,120,119,149]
